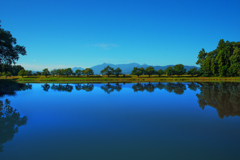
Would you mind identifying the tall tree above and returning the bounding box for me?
[56,69,62,77]
[101,65,114,77]
[2,71,11,79]
[156,69,164,77]
[164,66,174,77]
[131,67,144,77]
[51,69,57,77]
[187,68,199,77]
[145,66,155,77]
[36,72,41,76]
[26,70,32,77]
[174,64,186,77]
[0,21,27,70]
[64,68,73,77]
[114,67,122,77]
[75,69,82,77]
[83,68,94,77]
[42,68,50,77]
[18,69,26,77]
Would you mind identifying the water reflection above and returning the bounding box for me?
[0,81,32,97]
[196,83,240,118]
[75,83,94,92]
[37,82,240,118]
[100,83,122,94]
[0,99,27,152]
[41,83,50,92]
[132,82,186,94]
[51,84,73,92]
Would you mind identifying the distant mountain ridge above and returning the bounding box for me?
[72,63,199,75]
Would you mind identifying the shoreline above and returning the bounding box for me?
[1,76,240,83]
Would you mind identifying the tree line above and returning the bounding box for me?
[12,64,199,78]
[1,21,240,78]
[196,39,240,77]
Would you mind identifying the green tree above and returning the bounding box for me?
[174,64,186,77]
[56,69,62,77]
[164,66,174,77]
[51,69,57,77]
[26,70,32,77]
[196,39,240,77]
[4,65,25,76]
[42,68,50,77]
[114,68,122,77]
[0,21,27,67]
[64,68,73,77]
[83,68,94,77]
[187,68,199,77]
[0,72,2,77]
[18,69,26,77]
[145,66,155,77]
[36,72,41,76]
[101,65,114,77]
[156,69,164,77]
[229,47,240,76]
[75,69,82,77]
[2,71,11,79]
[131,67,144,77]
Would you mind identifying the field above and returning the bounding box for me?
[1,75,240,83]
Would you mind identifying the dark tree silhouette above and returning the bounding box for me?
[75,83,94,92]
[41,83,50,92]
[0,99,27,152]
[100,83,122,94]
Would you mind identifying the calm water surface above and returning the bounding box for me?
[0,82,240,160]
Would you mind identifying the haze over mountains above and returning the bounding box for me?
[72,63,199,75]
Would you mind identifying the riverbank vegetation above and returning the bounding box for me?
[0,20,240,81]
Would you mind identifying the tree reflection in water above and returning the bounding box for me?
[41,83,50,92]
[132,82,186,95]
[196,82,240,118]
[0,81,32,97]
[75,84,94,92]
[39,82,240,118]
[0,99,27,152]
[100,83,122,94]
[51,84,73,92]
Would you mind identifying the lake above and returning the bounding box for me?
[0,82,240,160]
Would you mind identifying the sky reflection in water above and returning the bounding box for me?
[0,82,240,160]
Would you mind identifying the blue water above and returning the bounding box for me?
[0,82,240,160]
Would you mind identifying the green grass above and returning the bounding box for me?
[1,75,239,83]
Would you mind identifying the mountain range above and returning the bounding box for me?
[72,63,199,75]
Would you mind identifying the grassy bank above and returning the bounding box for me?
[1,75,240,83]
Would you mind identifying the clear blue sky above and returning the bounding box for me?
[1,0,240,70]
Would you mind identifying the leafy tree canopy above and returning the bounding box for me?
[42,68,50,77]
[101,65,114,77]
[145,66,155,77]
[83,68,94,76]
[164,66,174,76]
[0,21,26,69]
[75,69,82,77]
[114,68,122,77]
[174,64,186,77]
[156,69,164,77]
[131,67,144,77]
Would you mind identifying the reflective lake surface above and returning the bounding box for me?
[0,82,240,160]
